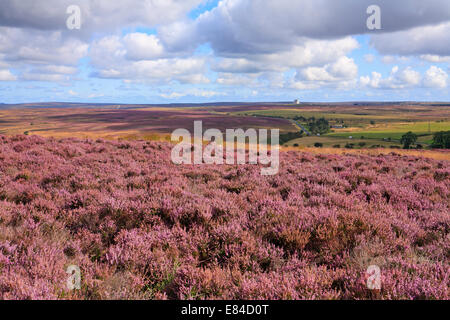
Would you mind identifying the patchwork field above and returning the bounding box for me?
[221,103,450,150]
[1,103,448,152]
[0,106,297,140]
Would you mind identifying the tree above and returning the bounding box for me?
[400,131,417,149]
[314,142,323,148]
[309,118,330,135]
[279,131,303,145]
[432,131,450,149]
[345,143,354,149]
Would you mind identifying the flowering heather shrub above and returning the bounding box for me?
[0,135,448,300]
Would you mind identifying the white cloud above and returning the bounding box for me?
[216,73,258,86]
[22,73,69,82]
[160,89,225,99]
[360,66,421,89]
[0,27,88,82]
[423,66,448,88]
[380,56,410,65]
[212,37,359,74]
[38,65,78,75]
[360,72,382,88]
[89,33,210,84]
[364,54,375,63]
[1,0,450,98]
[163,0,450,57]
[123,33,165,61]
[0,0,204,37]
[0,28,88,66]
[0,69,16,81]
[420,55,450,63]
[297,57,358,85]
[371,22,450,57]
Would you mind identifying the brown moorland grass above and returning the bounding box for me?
[281,146,450,161]
[0,107,296,137]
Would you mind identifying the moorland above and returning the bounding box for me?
[0,102,448,152]
[0,101,448,300]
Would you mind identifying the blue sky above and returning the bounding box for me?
[0,0,449,104]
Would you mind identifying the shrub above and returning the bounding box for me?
[432,131,450,149]
[401,132,418,149]
[0,135,448,300]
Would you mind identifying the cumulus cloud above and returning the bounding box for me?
[420,55,450,63]
[89,34,209,84]
[1,0,450,96]
[216,73,259,86]
[0,69,16,81]
[0,0,202,84]
[289,57,359,91]
[123,33,165,61]
[211,38,359,75]
[371,22,450,57]
[299,57,358,82]
[423,66,448,88]
[0,27,88,82]
[161,0,450,56]
[361,65,447,89]
[0,0,204,37]
[360,66,421,89]
[160,89,225,99]
[0,28,88,66]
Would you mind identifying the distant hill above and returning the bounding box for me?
[1,101,449,110]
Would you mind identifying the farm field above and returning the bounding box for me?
[327,121,450,140]
[0,106,297,140]
[0,135,448,299]
[221,103,450,149]
[0,103,449,150]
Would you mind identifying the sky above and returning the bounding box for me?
[0,0,449,104]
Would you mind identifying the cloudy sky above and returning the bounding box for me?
[0,0,449,103]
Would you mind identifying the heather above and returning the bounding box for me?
[0,135,448,300]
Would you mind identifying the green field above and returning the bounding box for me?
[327,121,450,141]
[229,107,450,148]
[234,109,396,123]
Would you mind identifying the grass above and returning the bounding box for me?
[1,104,449,151]
[232,109,449,147]
[233,109,396,122]
[284,136,398,148]
[282,146,450,161]
[327,121,450,141]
